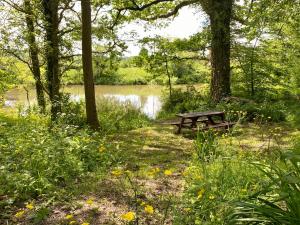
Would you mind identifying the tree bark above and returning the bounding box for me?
[24,0,46,112]
[81,0,100,129]
[207,0,233,102]
[42,0,61,120]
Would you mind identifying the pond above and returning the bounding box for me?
[4,85,164,118]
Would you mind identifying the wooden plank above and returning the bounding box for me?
[161,118,208,126]
[192,122,235,131]
[177,111,224,118]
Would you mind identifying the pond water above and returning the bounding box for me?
[4,85,164,118]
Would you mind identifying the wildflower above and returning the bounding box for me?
[183,207,191,212]
[111,169,123,176]
[65,214,74,220]
[86,198,94,205]
[182,170,188,176]
[98,145,105,153]
[144,205,154,214]
[164,170,172,176]
[148,167,160,177]
[81,222,89,225]
[195,174,203,180]
[69,221,76,224]
[25,202,34,210]
[209,195,215,200]
[121,211,135,221]
[15,210,25,218]
[241,188,247,192]
[197,189,205,199]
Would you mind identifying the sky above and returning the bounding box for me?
[120,7,207,56]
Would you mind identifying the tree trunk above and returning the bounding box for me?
[208,0,232,102]
[24,0,46,112]
[42,0,61,120]
[164,56,172,99]
[81,0,100,130]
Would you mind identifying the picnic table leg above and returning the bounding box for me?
[220,113,225,122]
[176,118,185,134]
[191,117,198,128]
[207,115,216,125]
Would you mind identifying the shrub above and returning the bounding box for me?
[229,139,300,225]
[217,98,287,122]
[159,85,209,116]
[0,114,117,204]
[97,97,150,134]
[175,131,266,225]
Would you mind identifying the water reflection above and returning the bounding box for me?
[103,94,161,118]
[4,85,163,119]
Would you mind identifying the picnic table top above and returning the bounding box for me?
[176,111,224,118]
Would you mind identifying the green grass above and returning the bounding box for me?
[116,67,152,85]
[0,101,299,224]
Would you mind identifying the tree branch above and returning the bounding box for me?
[146,0,198,20]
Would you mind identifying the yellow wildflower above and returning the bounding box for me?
[15,210,25,218]
[81,222,89,225]
[195,174,203,180]
[164,170,172,176]
[183,207,191,212]
[65,214,74,220]
[121,211,135,221]
[111,169,123,176]
[25,202,34,210]
[86,198,94,205]
[197,189,205,199]
[69,221,76,225]
[144,205,154,214]
[98,145,106,153]
[209,195,215,200]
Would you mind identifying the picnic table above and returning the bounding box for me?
[162,111,235,134]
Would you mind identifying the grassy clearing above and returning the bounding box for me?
[1,116,298,224]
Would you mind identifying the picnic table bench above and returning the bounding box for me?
[163,111,235,134]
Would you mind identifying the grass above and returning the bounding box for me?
[117,67,152,85]
[0,102,299,224]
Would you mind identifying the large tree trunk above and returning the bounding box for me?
[42,0,61,120]
[81,0,100,129]
[207,0,232,102]
[24,0,46,112]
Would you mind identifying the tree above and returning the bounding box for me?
[81,0,100,129]
[201,0,232,102]
[24,0,46,112]
[0,0,46,111]
[42,0,61,120]
[115,0,234,102]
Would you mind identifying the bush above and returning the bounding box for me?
[177,159,263,225]
[159,85,209,116]
[217,98,287,122]
[175,132,266,225]
[97,97,150,134]
[0,114,117,204]
[229,139,300,225]
[116,67,151,85]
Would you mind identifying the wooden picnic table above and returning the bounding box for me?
[175,111,234,134]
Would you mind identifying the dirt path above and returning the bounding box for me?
[45,126,194,225]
